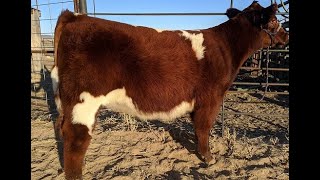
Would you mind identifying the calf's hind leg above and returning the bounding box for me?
[61,110,92,180]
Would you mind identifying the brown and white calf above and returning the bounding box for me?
[51,2,288,179]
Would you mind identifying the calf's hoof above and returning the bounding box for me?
[203,153,213,163]
[198,151,214,164]
[65,174,83,180]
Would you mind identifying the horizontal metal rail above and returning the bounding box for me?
[88,12,226,16]
[32,50,54,53]
[226,91,289,95]
[32,18,58,21]
[32,32,54,34]
[222,111,288,117]
[32,1,73,7]
[232,82,289,86]
[88,12,289,16]
[258,49,289,52]
[240,67,289,71]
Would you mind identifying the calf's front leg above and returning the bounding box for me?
[192,98,222,163]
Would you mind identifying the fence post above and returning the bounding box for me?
[221,98,225,137]
[79,0,87,14]
[73,0,79,13]
[31,8,43,77]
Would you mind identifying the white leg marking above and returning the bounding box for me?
[51,66,62,110]
[180,30,206,60]
[51,66,59,94]
[72,92,104,135]
[72,87,195,134]
[55,92,62,112]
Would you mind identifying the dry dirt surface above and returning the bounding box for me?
[31,93,289,180]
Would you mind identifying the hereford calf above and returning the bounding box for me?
[51,2,288,179]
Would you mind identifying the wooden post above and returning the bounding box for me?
[74,0,87,14]
[31,8,43,75]
[79,0,87,14]
[73,0,80,13]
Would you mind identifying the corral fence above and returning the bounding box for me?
[31,0,289,136]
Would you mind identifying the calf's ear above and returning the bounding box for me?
[226,8,241,19]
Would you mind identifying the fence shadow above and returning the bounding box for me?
[147,120,205,161]
[32,66,64,169]
[98,109,288,163]
[249,93,289,108]
[223,106,288,144]
[145,117,288,157]
[157,168,215,179]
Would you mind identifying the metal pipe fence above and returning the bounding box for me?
[87,12,289,16]
[31,0,289,136]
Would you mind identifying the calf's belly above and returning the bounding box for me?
[71,87,195,134]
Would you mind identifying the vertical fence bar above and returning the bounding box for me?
[261,47,270,100]
[93,0,96,17]
[35,0,39,10]
[31,6,45,104]
[220,0,233,138]
[47,0,54,35]
[74,0,79,13]
[79,0,87,14]
[221,98,225,137]
[258,50,262,70]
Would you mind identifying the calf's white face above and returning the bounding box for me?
[72,87,195,135]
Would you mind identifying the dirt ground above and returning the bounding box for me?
[31,93,289,180]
